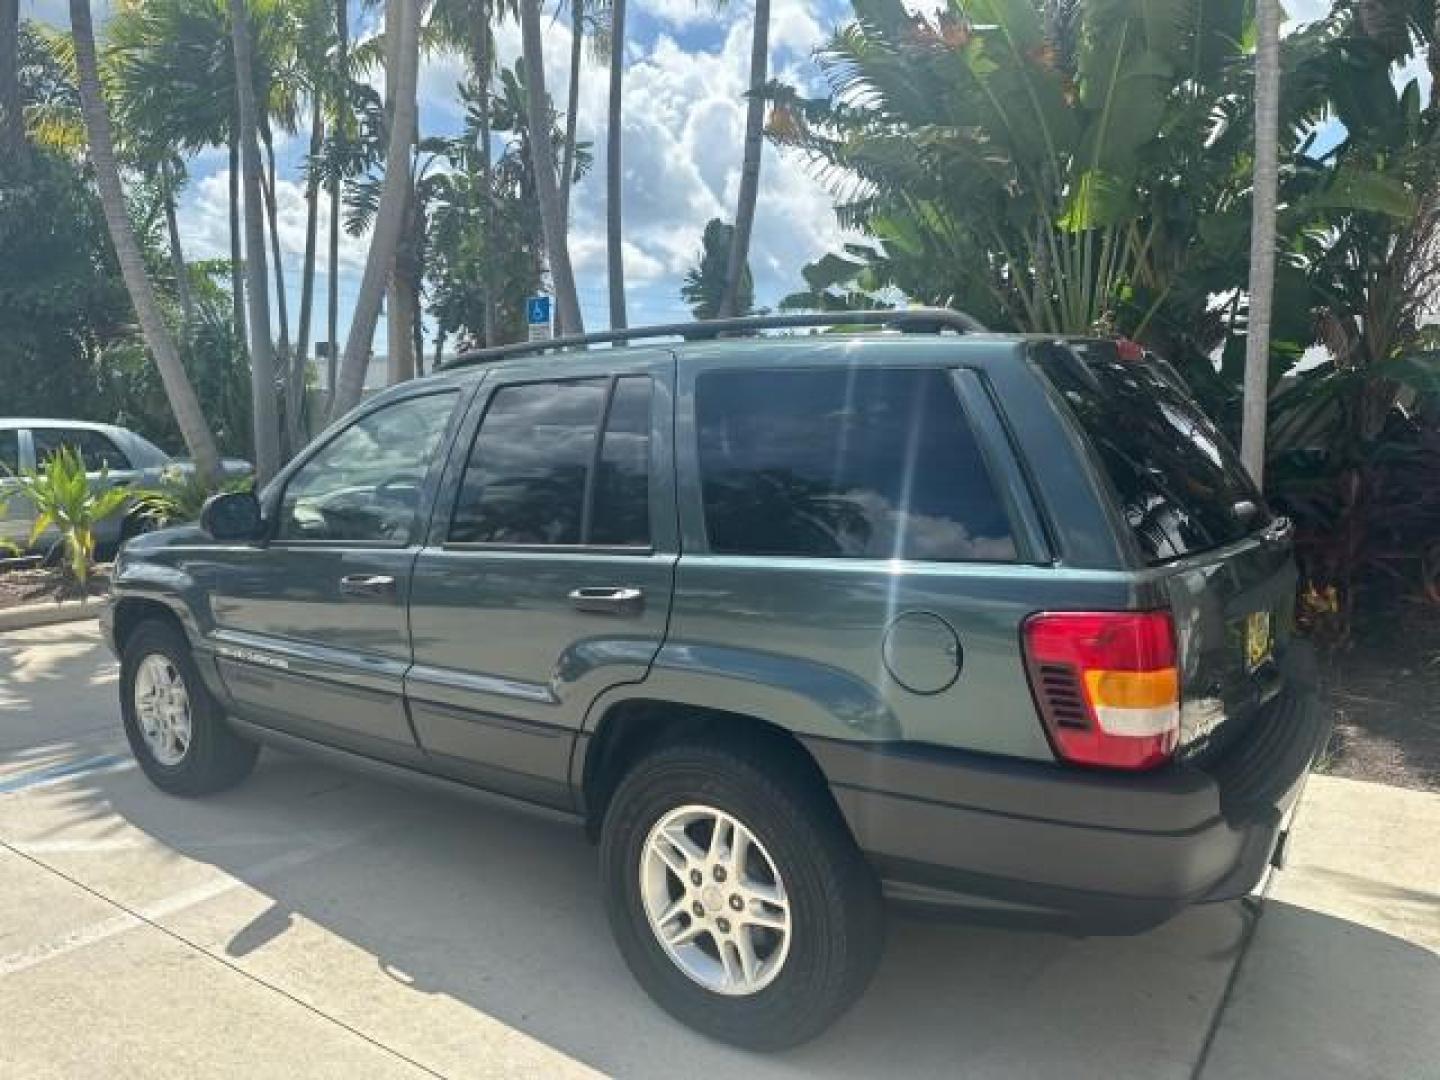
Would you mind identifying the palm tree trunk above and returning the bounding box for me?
[717,0,769,319]
[231,0,281,483]
[384,0,415,385]
[326,0,347,407]
[229,128,247,352]
[1241,0,1280,487]
[160,159,194,333]
[1,0,23,161]
[330,0,420,420]
[473,6,499,346]
[260,124,292,364]
[560,0,583,230]
[69,0,221,484]
[292,97,323,451]
[520,0,584,336]
[605,0,627,331]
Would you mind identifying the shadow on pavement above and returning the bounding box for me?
[19,746,1436,1079]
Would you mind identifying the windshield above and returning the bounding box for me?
[128,432,173,467]
[1034,342,1268,565]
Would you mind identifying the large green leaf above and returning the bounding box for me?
[1309,166,1419,219]
[1375,352,1440,396]
[1060,169,1138,229]
[1076,47,1174,175]
[801,252,868,292]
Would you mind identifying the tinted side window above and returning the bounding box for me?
[277,392,456,544]
[697,368,1016,561]
[1034,344,1265,564]
[0,430,18,473]
[591,377,652,546]
[34,429,132,471]
[450,379,607,545]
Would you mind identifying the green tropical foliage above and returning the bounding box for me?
[768,0,1252,336]
[426,63,590,349]
[7,447,131,587]
[682,218,754,319]
[132,466,253,528]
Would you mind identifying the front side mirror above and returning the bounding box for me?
[200,490,264,541]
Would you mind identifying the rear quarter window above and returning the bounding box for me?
[695,367,1016,561]
[1033,343,1267,564]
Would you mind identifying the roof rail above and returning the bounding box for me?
[442,307,988,370]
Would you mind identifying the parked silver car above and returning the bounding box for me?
[0,419,251,554]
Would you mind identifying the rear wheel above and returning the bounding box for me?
[120,620,258,796]
[600,740,884,1049]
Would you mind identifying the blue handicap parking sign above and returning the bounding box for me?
[526,295,552,325]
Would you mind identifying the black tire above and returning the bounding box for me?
[600,739,884,1050]
[120,620,258,796]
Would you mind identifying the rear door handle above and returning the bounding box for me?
[339,573,397,599]
[568,586,644,615]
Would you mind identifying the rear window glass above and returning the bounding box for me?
[1034,344,1266,564]
[696,367,1016,561]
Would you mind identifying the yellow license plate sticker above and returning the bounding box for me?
[1244,611,1273,671]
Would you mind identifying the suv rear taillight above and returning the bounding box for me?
[1022,611,1179,771]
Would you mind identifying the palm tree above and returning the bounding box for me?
[231,0,281,483]
[327,0,348,398]
[682,217,752,319]
[385,0,417,385]
[716,0,769,319]
[1241,0,1281,486]
[432,0,516,346]
[292,88,323,448]
[291,0,335,415]
[158,156,194,331]
[1,0,22,160]
[559,0,606,227]
[519,0,583,336]
[67,0,221,484]
[606,0,626,331]
[330,0,421,419]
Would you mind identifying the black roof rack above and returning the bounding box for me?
[442,307,988,370]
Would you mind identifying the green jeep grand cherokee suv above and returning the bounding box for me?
[103,311,1327,1049]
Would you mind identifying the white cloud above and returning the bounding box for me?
[159,1,852,343]
[178,169,372,276]
[489,9,850,319]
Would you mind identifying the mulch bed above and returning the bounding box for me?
[0,563,111,611]
[1315,600,1440,794]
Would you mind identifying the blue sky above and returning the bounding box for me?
[25,0,856,355]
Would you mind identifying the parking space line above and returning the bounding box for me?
[0,828,373,978]
[0,829,445,1079]
[0,753,134,796]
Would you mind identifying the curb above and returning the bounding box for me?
[0,599,102,633]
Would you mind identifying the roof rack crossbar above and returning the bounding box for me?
[442,307,987,370]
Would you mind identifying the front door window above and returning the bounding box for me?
[277,392,457,545]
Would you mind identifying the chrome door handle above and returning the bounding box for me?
[568,586,644,615]
[1260,516,1293,546]
[339,573,396,598]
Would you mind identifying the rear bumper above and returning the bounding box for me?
[805,644,1328,931]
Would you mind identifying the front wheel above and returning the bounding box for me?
[120,620,258,796]
[600,740,884,1050]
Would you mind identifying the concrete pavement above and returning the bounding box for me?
[1,620,1436,1078]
